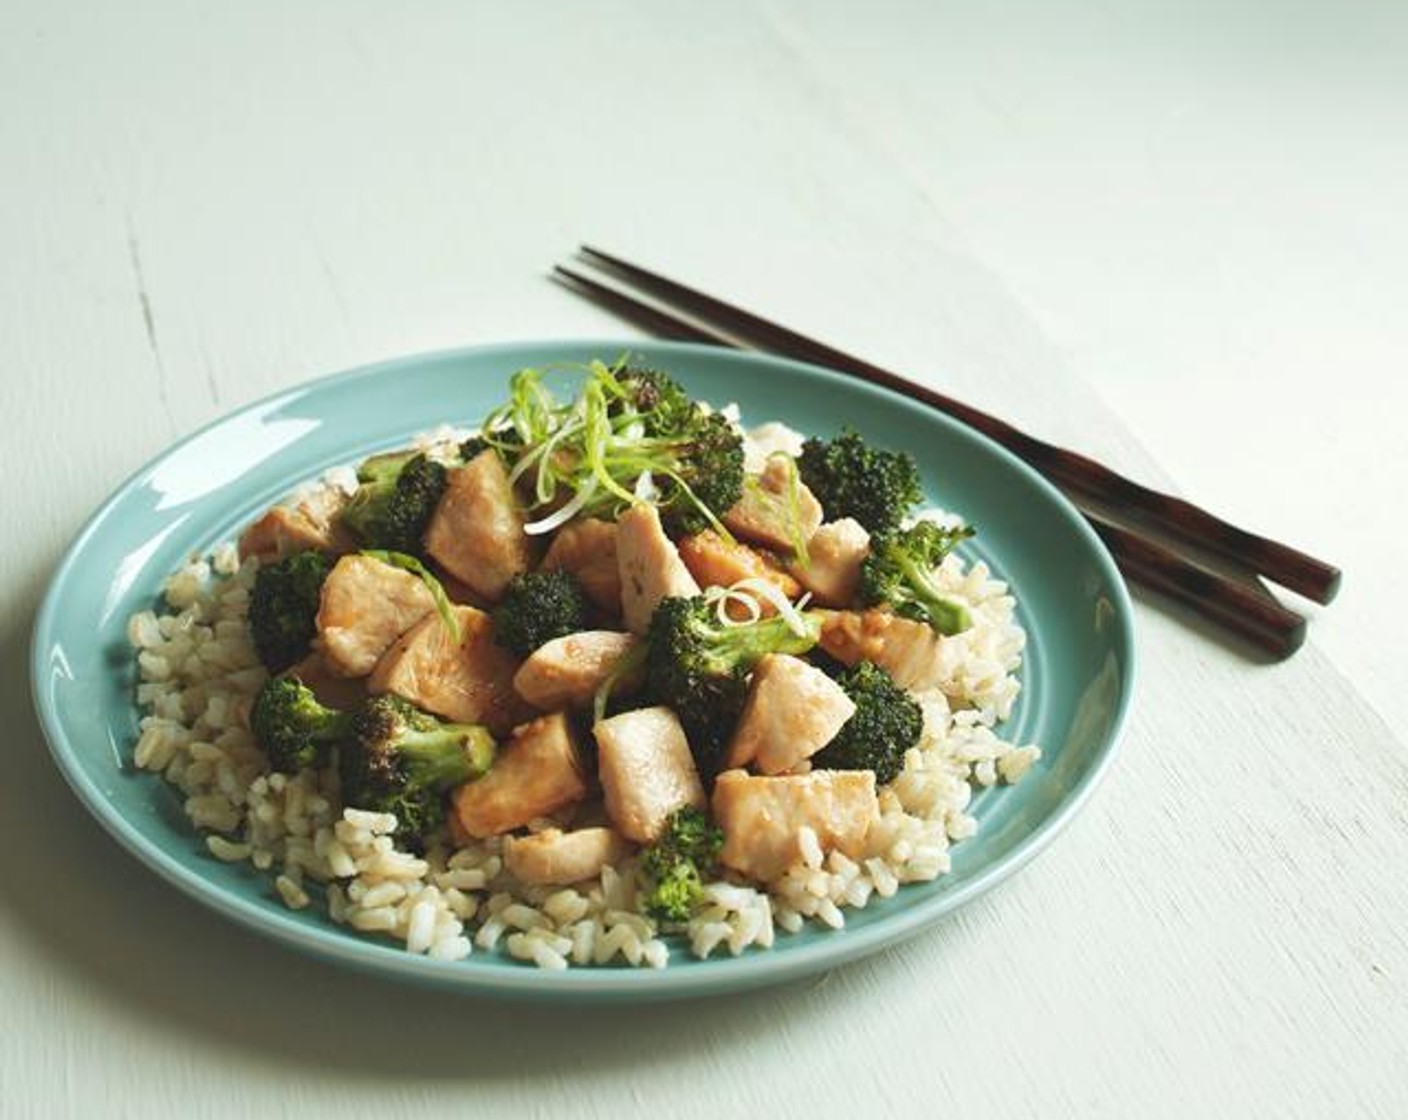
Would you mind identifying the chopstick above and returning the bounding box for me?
[1082,511,1307,654]
[552,256,1319,658]
[573,246,1340,607]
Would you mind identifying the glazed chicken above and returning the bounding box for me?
[540,518,621,615]
[711,769,879,881]
[593,706,706,843]
[677,530,801,607]
[369,604,535,735]
[451,712,589,838]
[425,449,532,601]
[615,504,701,635]
[817,609,946,692]
[503,827,633,886]
[512,630,640,710]
[239,487,354,564]
[725,653,856,775]
[790,518,870,607]
[315,553,436,677]
[723,454,823,554]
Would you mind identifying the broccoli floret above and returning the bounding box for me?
[639,806,724,922]
[340,694,496,841]
[646,596,821,778]
[248,549,333,672]
[810,661,923,784]
[340,450,448,554]
[858,520,975,635]
[614,366,696,437]
[797,427,923,535]
[458,435,490,461]
[608,366,744,533]
[249,675,354,773]
[491,570,589,657]
[657,410,745,536]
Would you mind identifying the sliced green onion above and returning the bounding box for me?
[725,577,815,638]
[777,453,811,568]
[523,476,598,536]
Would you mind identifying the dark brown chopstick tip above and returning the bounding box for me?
[1320,566,1344,605]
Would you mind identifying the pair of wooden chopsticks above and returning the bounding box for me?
[552,246,1340,658]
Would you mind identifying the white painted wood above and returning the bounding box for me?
[1,2,1404,1117]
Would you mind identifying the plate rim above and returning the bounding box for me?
[30,338,1136,1000]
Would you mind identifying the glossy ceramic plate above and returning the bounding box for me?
[32,340,1134,1002]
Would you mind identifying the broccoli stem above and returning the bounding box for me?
[707,612,821,673]
[893,550,972,635]
[395,726,496,789]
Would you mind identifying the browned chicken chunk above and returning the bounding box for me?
[451,713,589,838]
[790,519,870,607]
[726,654,857,775]
[424,450,532,602]
[817,609,944,692]
[678,530,802,606]
[615,504,701,635]
[723,455,823,554]
[594,706,706,843]
[315,553,436,677]
[511,630,640,710]
[283,651,367,711]
[368,604,536,735]
[540,518,621,614]
[711,769,879,881]
[503,827,632,886]
[437,572,490,610]
[238,488,354,564]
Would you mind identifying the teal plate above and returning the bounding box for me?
[31,340,1134,1002]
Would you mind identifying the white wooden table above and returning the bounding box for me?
[3,3,1405,1117]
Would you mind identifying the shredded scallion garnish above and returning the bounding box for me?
[471,359,744,537]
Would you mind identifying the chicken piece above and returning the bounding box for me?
[503,827,632,886]
[283,651,367,711]
[711,769,879,881]
[677,530,802,604]
[438,572,490,610]
[723,455,823,554]
[451,713,589,838]
[315,553,436,677]
[541,518,621,614]
[594,706,706,843]
[512,630,641,710]
[424,450,532,602]
[726,654,857,775]
[368,604,536,735]
[817,609,943,692]
[741,421,805,472]
[615,504,701,635]
[238,488,355,564]
[790,519,870,607]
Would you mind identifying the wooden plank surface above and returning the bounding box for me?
[1,2,1404,1117]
